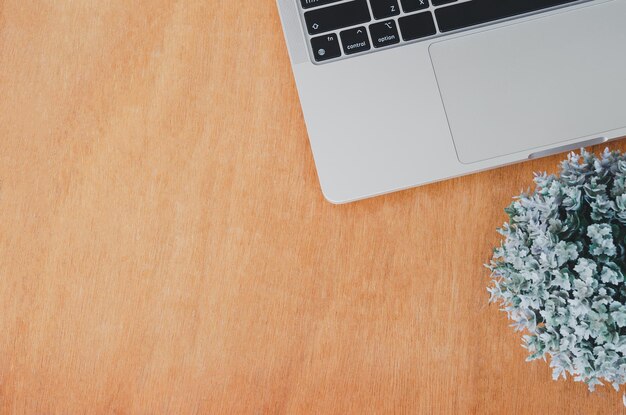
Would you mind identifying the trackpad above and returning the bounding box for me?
[429,1,626,164]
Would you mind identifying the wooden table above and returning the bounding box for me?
[1,1,625,413]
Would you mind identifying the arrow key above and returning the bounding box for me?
[340,27,371,55]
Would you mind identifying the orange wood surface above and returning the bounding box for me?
[1,1,625,413]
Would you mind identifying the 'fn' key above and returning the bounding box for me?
[311,34,341,62]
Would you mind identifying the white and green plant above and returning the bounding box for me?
[488,148,626,405]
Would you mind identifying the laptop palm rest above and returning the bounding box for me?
[429,0,626,164]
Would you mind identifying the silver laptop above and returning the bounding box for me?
[276,0,626,203]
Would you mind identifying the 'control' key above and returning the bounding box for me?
[340,27,371,55]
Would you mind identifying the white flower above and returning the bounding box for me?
[488,149,626,406]
[587,224,616,257]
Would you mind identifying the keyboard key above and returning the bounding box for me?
[369,0,401,19]
[340,27,371,55]
[304,0,371,35]
[399,12,436,41]
[300,0,342,9]
[311,33,342,61]
[369,20,400,48]
[435,0,578,32]
[431,0,456,5]
[400,0,429,13]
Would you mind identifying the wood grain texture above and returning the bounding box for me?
[1,1,626,413]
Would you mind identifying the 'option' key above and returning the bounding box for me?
[369,20,400,48]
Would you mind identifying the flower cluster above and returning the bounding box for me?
[488,149,626,403]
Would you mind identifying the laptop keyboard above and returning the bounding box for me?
[301,0,584,63]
